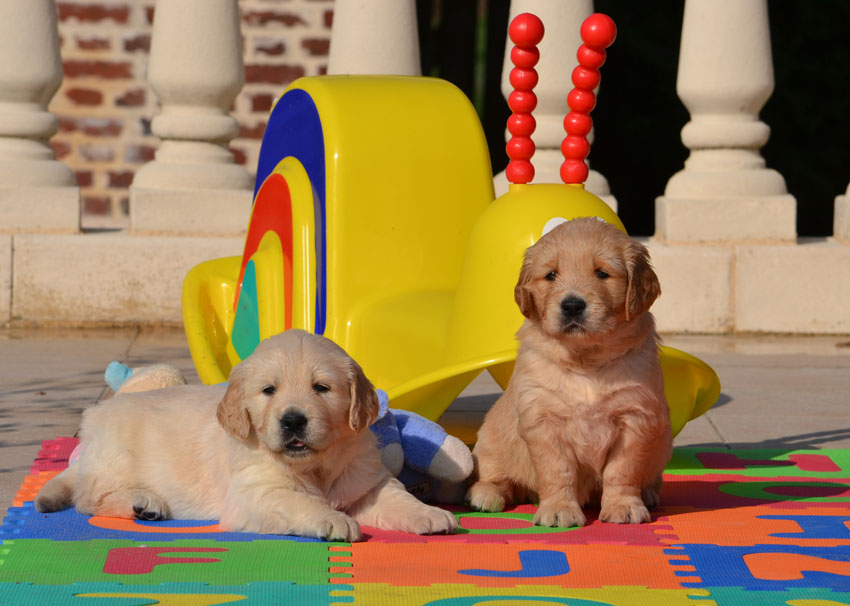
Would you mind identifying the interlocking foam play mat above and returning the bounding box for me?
[2,437,850,605]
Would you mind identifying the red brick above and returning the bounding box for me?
[58,3,130,23]
[145,6,155,24]
[231,147,247,166]
[116,88,146,107]
[242,11,306,27]
[79,118,123,137]
[123,34,150,53]
[66,87,103,106]
[57,117,77,133]
[302,38,330,56]
[75,170,94,187]
[50,140,72,159]
[108,170,135,188]
[76,36,111,51]
[251,93,275,113]
[317,64,328,76]
[254,41,285,56]
[324,9,333,29]
[124,144,156,163]
[79,144,115,163]
[244,64,305,85]
[64,60,133,79]
[82,196,111,215]
[239,122,267,139]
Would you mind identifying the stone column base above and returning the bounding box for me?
[0,187,80,234]
[130,187,252,237]
[834,195,849,241]
[655,195,797,243]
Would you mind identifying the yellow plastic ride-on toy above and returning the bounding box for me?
[182,12,720,437]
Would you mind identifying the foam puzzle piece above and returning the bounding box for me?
[331,584,713,606]
[655,506,850,547]
[668,544,850,591]
[704,586,850,605]
[0,502,322,543]
[29,437,79,473]
[668,449,850,478]
[0,582,352,606]
[0,539,342,585]
[334,543,696,588]
[658,475,850,509]
[360,505,666,546]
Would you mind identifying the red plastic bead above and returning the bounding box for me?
[571,65,600,91]
[506,137,535,161]
[507,113,536,137]
[509,67,539,91]
[567,88,596,114]
[509,13,545,47]
[508,89,537,114]
[563,112,592,137]
[560,135,590,160]
[511,46,540,69]
[506,160,534,185]
[576,45,606,70]
[560,160,589,185]
[580,13,617,49]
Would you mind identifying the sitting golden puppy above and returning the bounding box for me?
[467,217,671,526]
[36,330,457,541]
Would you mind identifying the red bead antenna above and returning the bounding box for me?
[505,13,544,185]
[560,13,617,185]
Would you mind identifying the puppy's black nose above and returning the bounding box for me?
[561,296,587,319]
[281,410,308,434]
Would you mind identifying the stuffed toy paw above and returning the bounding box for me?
[105,361,186,394]
[371,390,474,503]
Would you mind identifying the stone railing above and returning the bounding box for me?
[0,0,847,334]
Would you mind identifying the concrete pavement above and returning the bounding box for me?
[2,327,848,520]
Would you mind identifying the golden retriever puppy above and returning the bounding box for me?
[36,330,457,541]
[467,217,671,526]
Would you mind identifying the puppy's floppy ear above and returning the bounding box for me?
[624,239,661,321]
[514,257,539,321]
[217,364,252,440]
[348,359,379,432]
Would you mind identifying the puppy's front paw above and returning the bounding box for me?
[600,497,650,524]
[641,484,660,510]
[466,481,506,513]
[132,491,169,521]
[413,505,458,535]
[317,511,361,542]
[534,499,586,528]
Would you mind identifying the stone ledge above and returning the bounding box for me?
[643,240,732,333]
[0,187,81,234]
[10,232,243,325]
[735,240,850,334]
[130,187,253,236]
[0,235,10,322]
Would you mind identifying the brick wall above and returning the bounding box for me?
[49,0,333,229]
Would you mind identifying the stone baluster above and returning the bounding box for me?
[130,0,252,236]
[494,0,616,210]
[835,185,850,242]
[655,0,796,242]
[0,0,79,234]
[328,0,421,76]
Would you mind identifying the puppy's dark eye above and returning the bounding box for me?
[544,271,557,281]
[313,383,330,394]
[595,269,610,279]
[262,385,276,396]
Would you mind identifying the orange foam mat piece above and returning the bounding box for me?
[656,505,850,547]
[13,470,59,507]
[330,543,697,589]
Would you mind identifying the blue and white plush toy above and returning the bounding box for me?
[104,362,474,503]
[370,390,473,503]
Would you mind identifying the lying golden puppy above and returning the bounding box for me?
[36,330,457,541]
[467,218,671,526]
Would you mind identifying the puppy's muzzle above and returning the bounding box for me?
[561,296,587,327]
[281,408,312,456]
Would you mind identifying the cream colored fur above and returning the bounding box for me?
[35,330,457,541]
[466,218,672,526]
